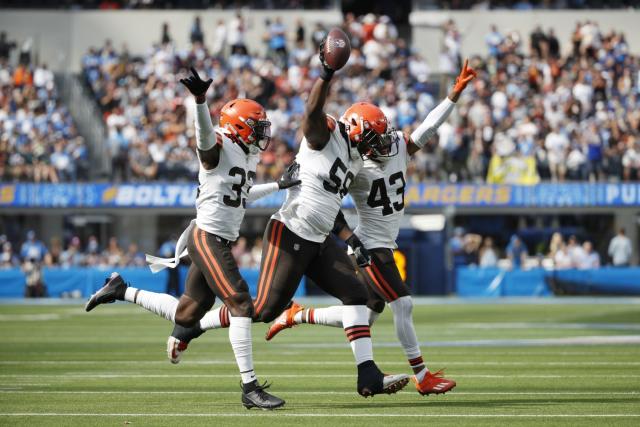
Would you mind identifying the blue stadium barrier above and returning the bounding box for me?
[456,267,552,297]
[455,266,640,297]
[0,267,305,299]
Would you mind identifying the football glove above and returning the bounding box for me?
[318,37,335,81]
[180,67,213,98]
[453,59,477,93]
[278,162,301,190]
[346,234,372,268]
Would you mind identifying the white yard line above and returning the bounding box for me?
[2,373,640,379]
[0,390,637,396]
[1,413,639,418]
[2,360,640,366]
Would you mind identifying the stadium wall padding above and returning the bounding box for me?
[456,267,640,297]
[0,267,306,299]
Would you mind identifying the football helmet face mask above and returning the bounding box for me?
[220,98,272,151]
[340,102,398,159]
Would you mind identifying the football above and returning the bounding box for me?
[322,27,351,70]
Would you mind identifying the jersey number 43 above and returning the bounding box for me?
[367,172,405,216]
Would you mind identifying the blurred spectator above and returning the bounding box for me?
[19,230,48,262]
[479,236,498,268]
[124,242,145,266]
[60,236,85,267]
[212,19,227,56]
[506,235,528,269]
[22,258,46,297]
[0,31,17,61]
[190,16,204,45]
[161,22,172,45]
[1,242,19,268]
[103,237,123,266]
[554,243,573,269]
[228,12,247,55]
[577,241,600,269]
[567,235,585,266]
[608,228,632,266]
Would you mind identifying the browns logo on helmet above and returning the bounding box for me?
[219,98,272,150]
[340,102,398,158]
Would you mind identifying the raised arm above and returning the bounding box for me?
[303,38,342,150]
[407,59,477,156]
[180,67,220,170]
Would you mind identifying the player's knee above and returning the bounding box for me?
[256,307,278,323]
[367,298,385,314]
[389,295,413,316]
[340,295,368,306]
[174,301,204,327]
[224,292,254,318]
[174,310,199,328]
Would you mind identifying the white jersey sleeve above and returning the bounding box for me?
[195,129,260,241]
[350,132,408,249]
[273,116,363,243]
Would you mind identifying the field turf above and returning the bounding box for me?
[0,298,639,426]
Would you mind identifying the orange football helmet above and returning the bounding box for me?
[220,98,271,150]
[340,102,397,158]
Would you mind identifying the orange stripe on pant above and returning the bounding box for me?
[255,221,284,314]
[364,266,393,301]
[192,226,229,299]
[371,262,399,301]
[254,221,278,314]
[199,229,236,298]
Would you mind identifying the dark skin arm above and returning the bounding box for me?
[407,59,477,156]
[302,78,332,150]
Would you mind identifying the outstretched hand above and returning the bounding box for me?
[278,162,302,190]
[318,37,335,81]
[180,67,213,100]
[453,59,477,93]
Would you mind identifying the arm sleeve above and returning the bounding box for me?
[195,103,216,151]
[410,97,456,148]
[246,182,279,203]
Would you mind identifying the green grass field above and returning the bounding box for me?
[1,298,639,426]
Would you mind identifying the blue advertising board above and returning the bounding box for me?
[2,182,640,209]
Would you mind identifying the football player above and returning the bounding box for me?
[166,40,410,398]
[84,68,300,410]
[265,60,477,396]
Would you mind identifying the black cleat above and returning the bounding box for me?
[357,360,410,397]
[241,380,285,410]
[85,272,128,312]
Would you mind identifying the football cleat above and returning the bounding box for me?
[241,380,285,410]
[414,369,456,395]
[357,360,410,397]
[85,272,127,312]
[265,301,304,341]
[167,336,188,364]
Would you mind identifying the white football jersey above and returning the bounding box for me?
[349,131,410,249]
[273,117,363,243]
[196,129,260,241]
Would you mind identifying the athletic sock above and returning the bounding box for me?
[228,315,257,384]
[342,305,373,365]
[295,306,380,328]
[124,287,178,322]
[199,306,231,330]
[389,296,428,374]
[297,306,343,327]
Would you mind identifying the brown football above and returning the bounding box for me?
[322,28,351,70]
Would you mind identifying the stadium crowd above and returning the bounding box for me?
[77,13,640,184]
[0,32,89,183]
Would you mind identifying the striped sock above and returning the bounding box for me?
[198,305,230,330]
[343,305,373,365]
[409,356,428,382]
